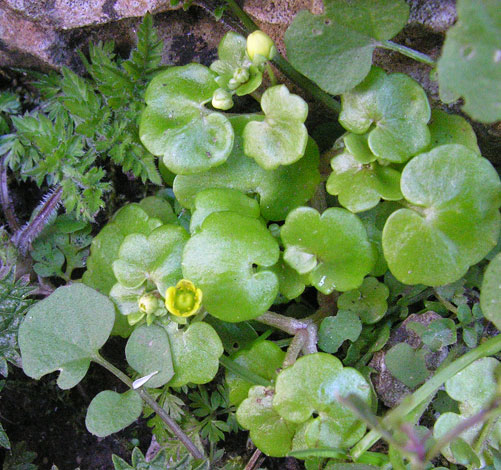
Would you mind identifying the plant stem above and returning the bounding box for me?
[256,311,308,335]
[351,334,501,460]
[283,329,307,368]
[0,157,20,232]
[378,40,436,66]
[224,0,341,115]
[94,354,204,460]
[434,289,459,315]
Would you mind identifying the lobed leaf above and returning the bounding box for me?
[327,134,402,213]
[86,390,143,437]
[339,67,430,163]
[182,211,279,321]
[243,85,308,170]
[164,321,223,387]
[237,386,298,457]
[273,353,371,449]
[190,188,260,234]
[382,144,501,286]
[285,0,409,95]
[139,64,234,174]
[173,115,321,221]
[281,207,375,293]
[318,310,362,354]
[436,0,501,123]
[226,340,285,406]
[113,224,189,294]
[19,284,115,389]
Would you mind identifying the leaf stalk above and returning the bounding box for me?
[94,354,204,460]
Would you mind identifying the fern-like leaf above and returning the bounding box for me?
[0,270,35,377]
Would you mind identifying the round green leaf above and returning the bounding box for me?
[383,144,501,286]
[436,0,501,123]
[337,277,389,324]
[125,324,174,388]
[318,310,362,354]
[19,284,115,389]
[273,353,371,449]
[480,252,501,330]
[327,143,402,213]
[113,224,189,294]
[85,390,143,437]
[340,67,431,163]
[164,321,223,387]
[174,115,321,221]
[237,386,298,457]
[281,207,375,293]
[426,109,480,154]
[83,203,163,296]
[182,211,279,322]
[190,188,260,234]
[243,85,308,170]
[139,64,234,174]
[226,340,285,406]
[285,0,409,95]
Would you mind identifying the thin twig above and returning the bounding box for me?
[245,448,263,470]
[0,157,20,232]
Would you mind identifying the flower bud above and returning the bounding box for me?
[233,66,250,84]
[165,279,203,317]
[212,88,234,110]
[246,30,276,62]
[138,293,159,315]
[227,78,240,90]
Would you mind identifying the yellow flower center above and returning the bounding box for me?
[165,279,203,317]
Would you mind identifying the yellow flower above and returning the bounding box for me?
[165,279,203,317]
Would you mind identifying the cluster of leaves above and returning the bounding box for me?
[7,1,501,469]
[0,14,163,220]
[285,0,501,123]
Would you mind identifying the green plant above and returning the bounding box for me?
[1,1,500,469]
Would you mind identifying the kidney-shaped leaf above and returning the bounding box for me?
[226,340,285,406]
[113,225,189,294]
[273,353,372,449]
[281,207,375,293]
[237,385,298,457]
[243,85,308,170]
[327,134,402,213]
[437,0,501,123]
[83,203,164,295]
[174,115,321,221]
[19,284,115,389]
[139,64,234,174]
[190,188,260,234]
[164,321,223,387]
[285,0,409,95]
[480,253,501,331]
[340,67,431,163]
[86,390,143,437]
[383,144,501,286]
[182,212,280,321]
[125,324,174,388]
